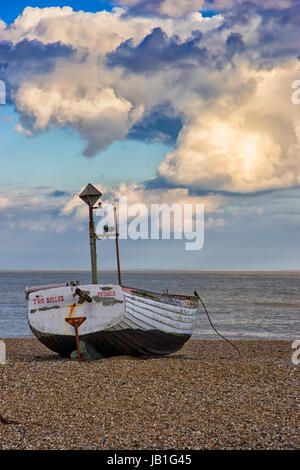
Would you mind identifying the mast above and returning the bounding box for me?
[89,205,98,284]
[79,183,102,284]
[114,206,122,285]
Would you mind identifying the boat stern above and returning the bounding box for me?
[27,284,124,356]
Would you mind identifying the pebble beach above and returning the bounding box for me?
[0,339,299,450]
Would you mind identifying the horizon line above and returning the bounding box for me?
[1,268,300,273]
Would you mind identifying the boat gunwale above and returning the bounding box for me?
[121,285,198,301]
[25,283,198,302]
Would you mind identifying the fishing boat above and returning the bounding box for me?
[26,184,199,359]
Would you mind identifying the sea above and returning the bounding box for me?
[0,270,299,340]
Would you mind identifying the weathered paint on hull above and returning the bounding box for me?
[30,324,191,358]
[27,283,198,358]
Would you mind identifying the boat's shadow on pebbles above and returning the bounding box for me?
[28,354,205,362]
[28,354,145,362]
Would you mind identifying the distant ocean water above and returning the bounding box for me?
[0,271,299,340]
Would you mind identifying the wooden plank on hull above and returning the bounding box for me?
[124,309,156,331]
[124,297,196,323]
[100,329,190,356]
[116,319,140,330]
[125,303,195,331]
[122,286,197,302]
[123,292,197,314]
[125,306,193,334]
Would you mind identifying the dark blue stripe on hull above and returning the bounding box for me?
[30,325,191,358]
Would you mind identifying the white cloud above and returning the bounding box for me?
[0,197,13,209]
[0,188,72,233]
[1,6,218,49]
[15,81,135,155]
[211,0,293,9]
[158,63,300,193]
[206,217,226,228]
[115,0,206,18]
[15,123,33,136]
[4,7,220,156]
[62,182,225,219]
[159,0,205,18]
[0,182,225,237]
[2,6,300,193]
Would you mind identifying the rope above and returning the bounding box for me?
[194,290,240,358]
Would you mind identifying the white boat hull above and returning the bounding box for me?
[27,284,199,357]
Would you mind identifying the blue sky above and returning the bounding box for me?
[0,105,168,190]
[1,1,300,270]
[0,1,114,24]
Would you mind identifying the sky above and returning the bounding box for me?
[0,0,300,270]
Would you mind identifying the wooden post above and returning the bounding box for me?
[114,207,121,286]
[89,206,98,284]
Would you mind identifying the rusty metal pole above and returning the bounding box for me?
[114,206,121,286]
[65,317,86,362]
[74,323,81,361]
[79,184,102,285]
[89,206,98,285]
